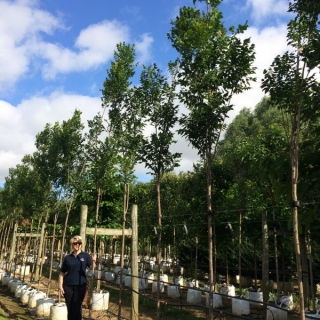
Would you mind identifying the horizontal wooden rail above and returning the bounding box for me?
[85,228,132,236]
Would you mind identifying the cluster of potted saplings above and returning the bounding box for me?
[93,254,295,320]
[0,253,297,320]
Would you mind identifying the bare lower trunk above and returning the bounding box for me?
[206,147,214,320]
[238,211,242,294]
[292,143,304,319]
[262,211,269,319]
[156,175,162,320]
[306,232,315,311]
[48,213,58,296]
[300,234,309,307]
[118,183,129,319]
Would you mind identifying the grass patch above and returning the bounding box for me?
[0,308,9,320]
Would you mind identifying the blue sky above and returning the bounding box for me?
[0,0,292,183]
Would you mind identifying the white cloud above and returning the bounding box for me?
[0,0,130,90]
[0,0,62,91]
[0,93,102,183]
[246,0,289,21]
[135,33,154,65]
[39,21,130,79]
[230,24,289,118]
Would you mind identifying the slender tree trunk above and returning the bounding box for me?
[38,230,48,290]
[254,242,257,289]
[281,241,286,284]
[291,136,305,319]
[262,211,269,318]
[118,183,129,319]
[306,231,315,311]
[4,222,13,261]
[300,234,309,308]
[195,237,198,284]
[90,187,102,319]
[156,174,162,320]
[239,211,242,294]
[0,222,9,261]
[225,246,228,285]
[272,206,280,299]
[0,221,6,260]
[48,212,58,296]
[206,146,214,320]
[31,217,42,281]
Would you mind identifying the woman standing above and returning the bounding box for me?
[59,235,96,320]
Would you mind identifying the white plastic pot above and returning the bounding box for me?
[21,287,36,305]
[220,284,235,297]
[139,278,148,290]
[2,275,13,286]
[20,265,30,275]
[7,278,17,291]
[9,279,22,293]
[92,290,110,310]
[267,306,288,320]
[14,265,21,274]
[114,266,121,274]
[173,276,183,286]
[205,292,223,308]
[113,255,120,265]
[232,298,250,316]
[15,284,29,298]
[249,291,263,306]
[160,274,168,283]
[187,288,202,304]
[146,272,154,281]
[0,271,6,281]
[116,274,126,285]
[187,279,199,288]
[50,302,68,320]
[105,271,115,282]
[36,298,55,317]
[28,290,46,309]
[124,275,132,287]
[152,280,164,293]
[167,285,180,298]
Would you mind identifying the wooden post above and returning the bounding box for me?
[80,205,88,251]
[34,223,46,281]
[131,205,139,320]
[8,223,18,273]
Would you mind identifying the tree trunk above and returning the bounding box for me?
[291,140,305,319]
[48,212,58,297]
[156,174,162,320]
[300,234,309,308]
[262,211,269,319]
[206,146,214,320]
[254,242,257,289]
[306,231,315,311]
[273,207,280,299]
[239,211,242,294]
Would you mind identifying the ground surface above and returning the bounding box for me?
[0,267,305,319]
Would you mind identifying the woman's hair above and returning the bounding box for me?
[70,235,83,245]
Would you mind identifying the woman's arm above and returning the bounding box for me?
[59,272,65,296]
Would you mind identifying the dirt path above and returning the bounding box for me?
[0,285,34,320]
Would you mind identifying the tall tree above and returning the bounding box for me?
[261,1,320,317]
[34,110,86,267]
[168,1,256,317]
[137,64,181,317]
[101,42,143,317]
